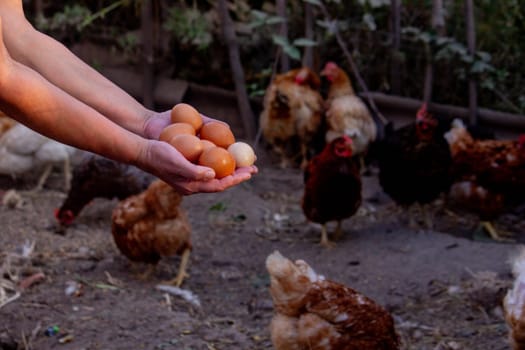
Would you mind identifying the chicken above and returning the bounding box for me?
[320,62,377,166]
[375,103,453,229]
[111,179,191,287]
[0,122,77,193]
[444,118,525,240]
[301,135,361,247]
[504,247,525,350]
[259,66,325,168]
[0,111,16,135]
[55,153,156,230]
[266,251,400,350]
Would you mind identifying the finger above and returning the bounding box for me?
[177,162,216,181]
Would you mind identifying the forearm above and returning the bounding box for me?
[0,10,151,136]
[0,51,145,166]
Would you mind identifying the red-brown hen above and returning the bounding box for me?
[444,118,525,240]
[266,251,400,350]
[302,135,361,247]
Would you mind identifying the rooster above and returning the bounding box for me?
[55,153,156,230]
[259,66,325,168]
[111,179,191,287]
[0,121,77,193]
[320,62,377,168]
[504,247,525,350]
[302,135,361,247]
[444,118,525,240]
[375,103,453,229]
[266,251,400,350]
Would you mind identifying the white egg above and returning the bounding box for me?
[227,142,256,167]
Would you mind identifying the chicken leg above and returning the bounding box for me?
[481,221,514,242]
[333,220,343,241]
[162,248,191,287]
[33,163,54,192]
[319,224,335,248]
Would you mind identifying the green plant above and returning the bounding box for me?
[249,9,318,62]
[163,5,213,50]
[36,4,91,34]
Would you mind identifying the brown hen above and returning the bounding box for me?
[266,251,400,350]
[259,66,324,168]
[321,62,376,164]
[444,118,525,240]
[111,179,191,286]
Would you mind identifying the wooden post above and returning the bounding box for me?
[302,2,314,68]
[465,0,478,125]
[141,0,155,108]
[217,0,256,140]
[390,0,401,95]
[423,0,446,104]
[276,0,290,72]
[34,0,44,20]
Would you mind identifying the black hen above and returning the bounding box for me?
[54,153,155,231]
[375,103,453,228]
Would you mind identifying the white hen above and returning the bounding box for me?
[504,247,525,350]
[0,122,77,192]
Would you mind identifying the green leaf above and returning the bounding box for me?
[272,34,290,47]
[362,13,376,31]
[266,16,286,25]
[476,51,492,62]
[471,60,495,74]
[209,202,227,212]
[303,0,322,6]
[292,38,318,47]
[282,45,301,61]
[251,10,268,20]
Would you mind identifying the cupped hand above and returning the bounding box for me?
[136,139,258,195]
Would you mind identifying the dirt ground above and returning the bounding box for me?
[0,146,523,350]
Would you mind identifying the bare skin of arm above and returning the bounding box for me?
[0,5,257,194]
[0,0,157,137]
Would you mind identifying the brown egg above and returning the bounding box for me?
[200,139,216,151]
[159,122,196,143]
[199,122,235,148]
[171,103,203,132]
[169,134,204,162]
[198,146,236,179]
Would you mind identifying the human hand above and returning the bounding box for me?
[136,139,258,195]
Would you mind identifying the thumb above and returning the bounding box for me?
[136,140,217,182]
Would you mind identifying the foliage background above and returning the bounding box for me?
[25,0,525,114]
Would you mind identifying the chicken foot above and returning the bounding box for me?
[162,248,191,287]
[480,221,514,242]
[319,224,336,248]
[24,157,71,195]
[136,264,156,281]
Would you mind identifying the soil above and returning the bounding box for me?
[0,146,523,350]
